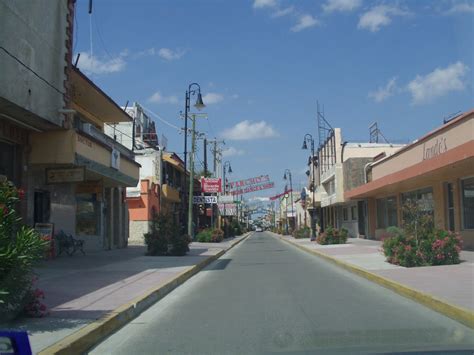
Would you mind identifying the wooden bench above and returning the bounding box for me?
[55,231,85,256]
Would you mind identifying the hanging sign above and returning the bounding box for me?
[228,175,271,190]
[218,195,234,203]
[201,178,222,193]
[230,182,275,196]
[193,196,217,204]
[218,203,237,216]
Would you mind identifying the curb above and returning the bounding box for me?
[39,232,252,355]
[277,235,474,329]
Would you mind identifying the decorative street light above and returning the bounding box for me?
[302,133,317,240]
[183,83,205,234]
[283,169,293,235]
[223,161,232,236]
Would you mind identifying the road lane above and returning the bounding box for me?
[91,232,474,354]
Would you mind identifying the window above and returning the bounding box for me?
[376,196,398,229]
[351,205,357,221]
[76,193,101,236]
[462,177,474,230]
[445,183,455,231]
[402,187,434,215]
[343,208,348,221]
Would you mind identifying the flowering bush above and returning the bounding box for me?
[316,226,348,245]
[382,226,462,267]
[211,228,224,242]
[144,212,191,256]
[0,179,48,320]
[24,284,48,318]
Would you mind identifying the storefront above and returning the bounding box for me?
[345,109,474,249]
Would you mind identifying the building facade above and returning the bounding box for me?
[312,128,404,237]
[346,109,474,249]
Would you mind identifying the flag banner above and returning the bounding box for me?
[230,182,275,196]
[227,175,271,190]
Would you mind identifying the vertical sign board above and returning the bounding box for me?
[201,178,222,193]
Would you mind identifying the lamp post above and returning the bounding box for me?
[302,134,317,240]
[184,83,205,235]
[283,169,293,235]
[222,161,232,236]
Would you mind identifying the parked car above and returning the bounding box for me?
[255,227,263,232]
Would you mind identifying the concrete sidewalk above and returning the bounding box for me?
[1,235,249,354]
[276,234,474,325]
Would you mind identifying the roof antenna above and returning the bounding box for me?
[74,53,80,67]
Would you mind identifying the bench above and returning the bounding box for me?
[55,231,85,256]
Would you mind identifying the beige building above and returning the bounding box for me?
[346,109,474,249]
[312,128,404,237]
[29,68,140,250]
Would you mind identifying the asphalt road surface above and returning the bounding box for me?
[90,232,474,354]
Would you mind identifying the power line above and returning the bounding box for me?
[0,46,64,95]
[139,104,182,131]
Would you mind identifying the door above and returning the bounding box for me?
[34,190,51,224]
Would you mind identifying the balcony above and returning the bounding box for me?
[30,129,139,187]
[162,184,180,203]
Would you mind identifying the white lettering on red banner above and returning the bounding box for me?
[201,178,222,193]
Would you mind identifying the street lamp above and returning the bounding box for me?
[302,133,317,240]
[183,83,205,234]
[283,169,294,235]
[223,161,232,236]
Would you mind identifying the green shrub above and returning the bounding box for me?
[292,226,311,239]
[196,229,212,243]
[0,179,48,321]
[316,226,348,245]
[144,213,191,256]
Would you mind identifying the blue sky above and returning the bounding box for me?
[73,0,473,200]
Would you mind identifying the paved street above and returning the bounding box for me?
[91,232,474,354]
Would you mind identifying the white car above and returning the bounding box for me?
[255,227,263,232]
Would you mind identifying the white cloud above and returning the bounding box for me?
[220,120,279,140]
[368,77,398,103]
[77,52,126,75]
[291,14,319,32]
[271,6,294,18]
[358,5,410,32]
[148,91,179,104]
[406,62,469,105]
[202,92,224,105]
[222,147,245,157]
[158,48,186,61]
[253,0,277,9]
[446,2,474,14]
[323,0,362,13]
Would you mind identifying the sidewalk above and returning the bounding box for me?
[1,235,249,354]
[276,234,474,325]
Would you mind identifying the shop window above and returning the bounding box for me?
[76,193,101,236]
[343,208,348,221]
[351,205,357,221]
[445,183,455,231]
[461,177,474,230]
[376,196,398,229]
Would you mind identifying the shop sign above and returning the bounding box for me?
[201,178,222,193]
[422,137,448,161]
[218,203,237,216]
[193,196,217,204]
[111,148,120,170]
[46,167,85,184]
[218,195,234,203]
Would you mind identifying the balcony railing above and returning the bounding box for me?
[80,123,134,160]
